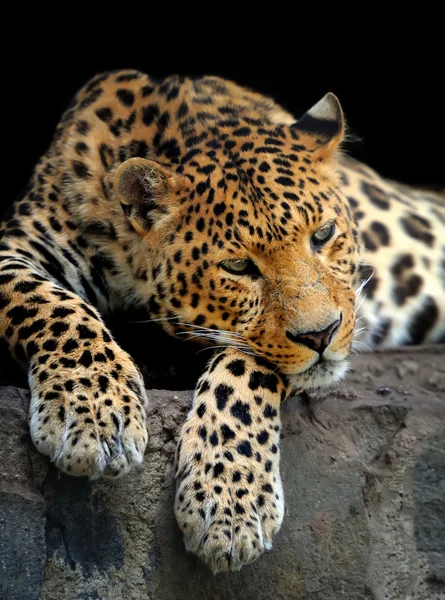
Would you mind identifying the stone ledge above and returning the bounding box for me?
[0,346,444,600]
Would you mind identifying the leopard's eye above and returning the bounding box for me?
[220,259,261,278]
[311,223,335,247]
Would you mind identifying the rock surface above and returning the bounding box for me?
[0,346,444,600]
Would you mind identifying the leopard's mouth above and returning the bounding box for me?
[287,356,349,391]
[211,328,349,390]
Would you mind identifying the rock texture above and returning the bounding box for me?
[0,346,444,600]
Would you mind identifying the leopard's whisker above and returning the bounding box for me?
[177,329,251,349]
[351,340,373,352]
[355,293,367,312]
[355,269,375,304]
[129,316,178,324]
[177,331,248,344]
[177,329,245,340]
[175,322,245,338]
[196,345,258,358]
[353,326,369,336]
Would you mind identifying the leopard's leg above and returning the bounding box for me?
[0,256,147,479]
[174,348,290,573]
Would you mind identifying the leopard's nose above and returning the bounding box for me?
[286,316,342,355]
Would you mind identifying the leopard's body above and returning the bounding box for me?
[1,70,444,572]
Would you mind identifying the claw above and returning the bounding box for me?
[102,440,111,457]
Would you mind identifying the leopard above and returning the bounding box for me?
[0,69,444,573]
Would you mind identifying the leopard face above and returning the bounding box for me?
[114,94,360,390]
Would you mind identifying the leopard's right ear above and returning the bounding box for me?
[290,93,345,159]
[114,158,187,235]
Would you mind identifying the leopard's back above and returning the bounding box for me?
[338,155,445,347]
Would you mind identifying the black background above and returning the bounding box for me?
[3,36,444,219]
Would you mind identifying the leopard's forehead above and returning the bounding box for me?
[171,124,348,246]
[176,119,321,181]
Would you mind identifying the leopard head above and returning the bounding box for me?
[114,94,360,390]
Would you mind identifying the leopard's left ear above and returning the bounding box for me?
[290,93,345,158]
[114,158,187,235]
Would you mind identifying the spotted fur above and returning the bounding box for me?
[0,70,443,572]
[338,159,445,347]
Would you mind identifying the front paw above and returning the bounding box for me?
[174,379,284,572]
[29,345,148,479]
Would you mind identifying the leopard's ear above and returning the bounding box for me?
[290,93,345,157]
[114,158,186,235]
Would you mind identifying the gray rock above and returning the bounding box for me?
[44,471,124,577]
[0,387,47,600]
[0,346,444,600]
[0,493,46,600]
[414,433,445,584]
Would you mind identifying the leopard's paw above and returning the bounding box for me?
[174,398,283,572]
[29,345,148,479]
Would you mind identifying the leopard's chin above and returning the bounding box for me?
[287,358,349,391]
